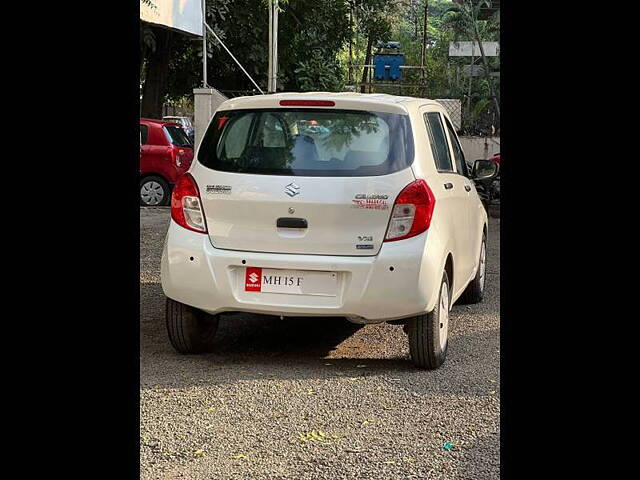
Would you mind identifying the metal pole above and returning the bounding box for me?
[268,0,273,92]
[420,1,428,92]
[348,7,353,85]
[204,22,264,94]
[268,0,279,93]
[273,0,278,92]
[202,0,207,87]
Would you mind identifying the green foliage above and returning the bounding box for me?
[154,0,351,97]
[141,0,500,133]
[282,0,350,91]
[294,51,344,92]
[352,0,393,40]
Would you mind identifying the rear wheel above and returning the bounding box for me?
[165,298,219,354]
[407,271,450,369]
[458,233,487,304]
[140,176,170,206]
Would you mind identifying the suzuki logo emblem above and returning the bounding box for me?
[284,182,300,197]
[248,273,259,283]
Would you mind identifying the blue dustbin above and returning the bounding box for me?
[373,53,404,81]
[389,54,405,80]
[373,54,388,81]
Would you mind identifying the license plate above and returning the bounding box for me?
[244,267,337,296]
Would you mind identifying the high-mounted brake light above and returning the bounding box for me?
[384,179,436,242]
[171,173,208,233]
[279,100,335,107]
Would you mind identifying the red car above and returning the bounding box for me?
[140,118,194,206]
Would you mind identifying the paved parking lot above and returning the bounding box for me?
[140,207,500,479]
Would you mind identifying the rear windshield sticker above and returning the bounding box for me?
[217,116,230,129]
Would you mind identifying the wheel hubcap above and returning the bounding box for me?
[141,181,164,205]
[439,280,450,351]
[479,240,487,292]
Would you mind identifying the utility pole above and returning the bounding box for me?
[268,0,279,93]
[467,49,474,124]
[348,6,353,85]
[202,0,207,87]
[420,1,428,92]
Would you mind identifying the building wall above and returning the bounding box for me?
[459,136,500,161]
[193,88,229,148]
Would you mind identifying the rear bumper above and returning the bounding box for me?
[160,220,445,323]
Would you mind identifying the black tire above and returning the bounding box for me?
[140,175,170,206]
[458,233,487,304]
[165,298,219,354]
[407,271,451,369]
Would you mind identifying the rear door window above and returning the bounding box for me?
[164,125,192,147]
[140,124,148,145]
[198,108,414,177]
[444,117,469,177]
[424,112,454,173]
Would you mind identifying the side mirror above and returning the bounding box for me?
[472,159,499,181]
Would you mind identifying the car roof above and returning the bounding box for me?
[141,117,181,126]
[216,92,444,115]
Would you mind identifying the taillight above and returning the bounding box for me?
[167,146,187,167]
[384,179,436,242]
[171,173,207,233]
[175,147,185,167]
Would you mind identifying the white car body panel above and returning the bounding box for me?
[161,92,488,323]
[193,163,415,256]
[161,219,448,322]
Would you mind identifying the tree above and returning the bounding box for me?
[141,25,174,118]
[148,0,351,98]
[281,0,351,91]
[351,0,393,93]
[443,0,500,123]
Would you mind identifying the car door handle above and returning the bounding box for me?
[277,217,308,229]
[444,183,454,190]
[464,185,471,192]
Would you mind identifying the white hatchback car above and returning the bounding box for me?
[161,93,498,369]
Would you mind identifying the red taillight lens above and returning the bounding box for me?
[279,100,335,107]
[384,179,436,242]
[171,173,207,233]
[170,146,184,166]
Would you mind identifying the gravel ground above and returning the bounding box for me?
[140,207,500,479]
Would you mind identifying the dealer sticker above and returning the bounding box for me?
[206,185,232,194]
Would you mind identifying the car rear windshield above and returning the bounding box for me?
[164,125,192,147]
[197,108,414,176]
